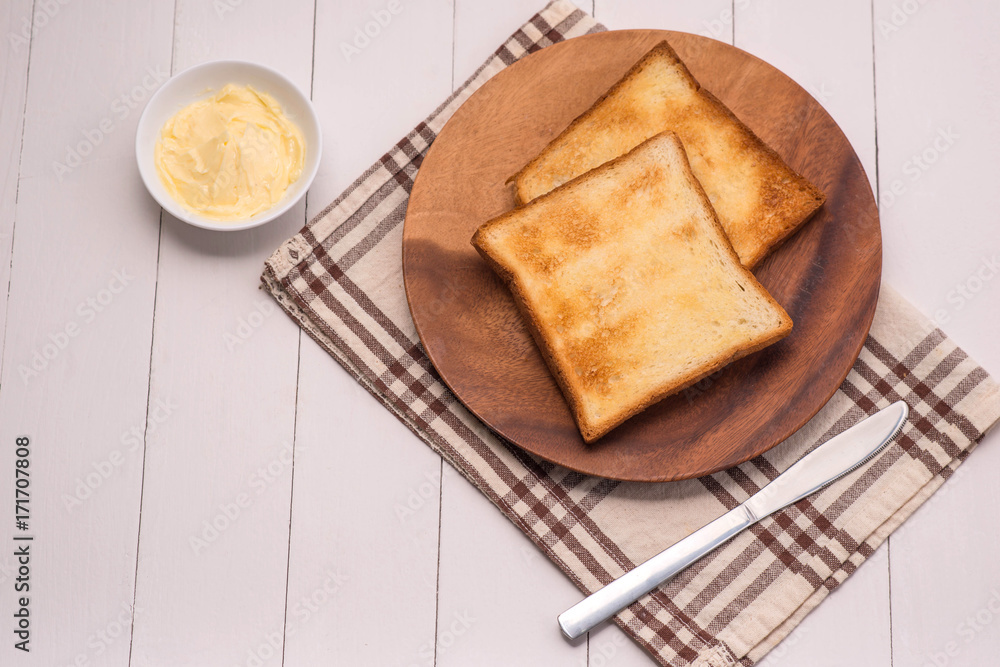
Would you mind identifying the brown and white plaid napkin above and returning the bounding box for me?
[261,2,1000,664]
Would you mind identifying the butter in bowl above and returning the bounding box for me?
[135,61,322,232]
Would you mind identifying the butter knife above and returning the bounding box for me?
[558,400,909,640]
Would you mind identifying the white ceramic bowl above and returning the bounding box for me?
[135,61,322,232]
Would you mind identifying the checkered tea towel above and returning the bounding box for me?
[261,2,1000,664]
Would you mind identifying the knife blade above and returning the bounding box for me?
[557,400,909,640]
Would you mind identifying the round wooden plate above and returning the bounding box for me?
[402,30,881,482]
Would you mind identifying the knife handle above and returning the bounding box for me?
[557,505,756,639]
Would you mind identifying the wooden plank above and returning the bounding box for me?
[872,0,1000,664]
[587,3,737,665]
[872,0,1000,378]
[435,4,603,663]
[453,0,562,86]
[0,0,172,664]
[890,445,1000,666]
[281,359,444,666]
[732,3,891,665]
[435,465,586,666]
[126,0,313,665]
[753,546,892,667]
[734,0,877,186]
[594,0,733,42]
[0,0,33,358]
[280,0,453,664]
[304,0,455,208]
[444,3,753,665]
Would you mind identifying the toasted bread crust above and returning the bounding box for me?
[511,40,826,269]
[694,88,826,268]
[510,42,692,205]
[475,132,792,442]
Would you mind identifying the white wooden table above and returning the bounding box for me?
[2,1,998,665]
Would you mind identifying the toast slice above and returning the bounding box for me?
[473,133,792,442]
[512,41,825,269]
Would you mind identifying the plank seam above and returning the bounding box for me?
[281,1,318,661]
[433,6,458,664]
[0,0,38,391]
[871,0,882,205]
[432,458,444,667]
[127,1,179,663]
[126,209,165,667]
[309,0,318,100]
[870,2,891,665]
[279,330,304,667]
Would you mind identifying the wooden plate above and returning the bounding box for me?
[402,30,880,482]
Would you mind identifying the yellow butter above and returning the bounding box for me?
[155,84,305,221]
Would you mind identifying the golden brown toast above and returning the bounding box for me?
[473,133,793,442]
[512,41,825,269]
